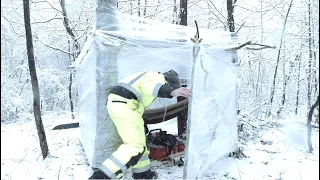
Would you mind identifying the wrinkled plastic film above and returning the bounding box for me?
[184,46,238,179]
[75,9,239,172]
[75,36,123,168]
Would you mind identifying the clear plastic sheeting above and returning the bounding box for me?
[74,9,239,175]
[184,47,238,179]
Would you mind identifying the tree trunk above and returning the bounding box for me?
[172,0,178,24]
[138,0,141,16]
[307,0,313,108]
[177,90,188,138]
[60,0,80,120]
[130,1,133,15]
[307,95,319,152]
[295,55,301,115]
[177,0,188,137]
[69,72,75,119]
[227,0,235,32]
[268,0,293,117]
[143,0,147,16]
[277,61,293,115]
[179,0,187,25]
[23,0,49,159]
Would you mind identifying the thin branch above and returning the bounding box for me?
[246,43,276,50]
[34,37,72,55]
[226,41,276,51]
[205,0,228,28]
[32,17,63,24]
[227,41,252,51]
[74,25,91,41]
[30,0,63,13]
[236,21,245,33]
[1,11,25,36]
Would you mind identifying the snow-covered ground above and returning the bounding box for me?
[1,114,319,180]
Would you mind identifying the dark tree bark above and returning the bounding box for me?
[172,0,178,24]
[138,0,141,16]
[178,0,188,137]
[277,61,293,115]
[268,0,293,117]
[307,0,313,107]
[177,93,188,138]
[60,0,80,120]
[23,0,49,159]
[295,55,301,115]
[227,0,235,32]
[179,0,187,26]
[307,95,319,152]
[143,0,147,16]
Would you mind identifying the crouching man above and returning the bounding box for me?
[89,70,192,179]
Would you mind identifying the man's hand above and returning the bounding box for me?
[170,87,192,98]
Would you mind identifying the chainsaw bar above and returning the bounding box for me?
[52,122,79,130]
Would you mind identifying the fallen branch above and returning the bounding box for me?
[246,43,276,50]
[53,99,189,130]
[239,119,258,129]
[226,41,276,51]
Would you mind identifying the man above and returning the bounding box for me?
[89,70,192,179]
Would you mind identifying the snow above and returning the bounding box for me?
[1,114,319,180]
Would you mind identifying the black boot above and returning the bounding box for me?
[88,169,110,179]
[132,169,158,179]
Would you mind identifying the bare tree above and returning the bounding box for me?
[144,0,147,16]
[307,0,314,107]
[295,55,302,115]
[226,0,235,32]
[179,0,187,25]
[307,95,319,152]
[23,0,49,159]
[59,0,81,119]
[268,0,294,117]
[172,0,178,24]
[176,0,188,138]
[138,0,141,16]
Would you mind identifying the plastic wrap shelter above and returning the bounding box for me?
[74,10,238,179]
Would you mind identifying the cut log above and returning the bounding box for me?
[144,99,188,124]
[53,99,189,130]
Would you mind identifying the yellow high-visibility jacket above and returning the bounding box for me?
[116,71,176,108]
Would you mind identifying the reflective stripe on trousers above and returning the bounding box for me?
[100,94,150,179]
[132,153,151,173]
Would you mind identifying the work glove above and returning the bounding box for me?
[170,87,192,98]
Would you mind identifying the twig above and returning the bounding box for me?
[162,106,167,122]
[226,41,252,51]
[226,41,276,51]
[58,160,61,180]
[236,21,245,33]
[246,43,276,50]
[239,119,258,129]
[32,17,63,24]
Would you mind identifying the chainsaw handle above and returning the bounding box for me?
[148,129,162,134]
[148,129,167,136]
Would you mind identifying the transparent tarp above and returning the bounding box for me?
[75,9,238,178]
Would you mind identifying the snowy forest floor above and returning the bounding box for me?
[1,113,319,180]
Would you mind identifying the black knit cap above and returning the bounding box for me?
[163,69,181,89]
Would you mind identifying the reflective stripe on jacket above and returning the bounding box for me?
[117,71,174,108]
